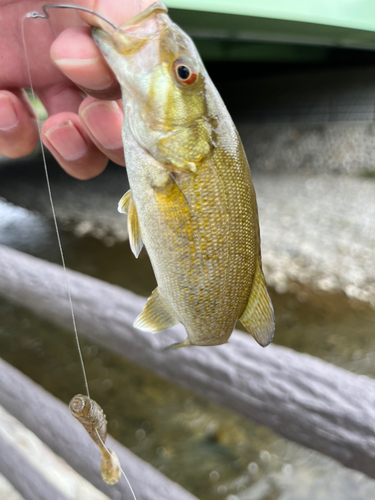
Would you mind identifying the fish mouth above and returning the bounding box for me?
[91,26,112,46]
[92,1,168,55]
[118,1,168,32]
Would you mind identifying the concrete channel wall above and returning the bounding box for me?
[221,67,375,175]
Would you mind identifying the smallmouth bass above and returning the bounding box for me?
[69,395,121,485]
[92,2,274,348]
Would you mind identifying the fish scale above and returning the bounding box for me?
[92,1,275,348]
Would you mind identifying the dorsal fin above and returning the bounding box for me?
[240,260,275,347]
[133,287,178,333]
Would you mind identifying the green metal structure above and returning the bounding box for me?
[166,0,375,61]
[168,0,375,32]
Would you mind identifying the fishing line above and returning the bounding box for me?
[21,14,90,398]
[22,8,140,496]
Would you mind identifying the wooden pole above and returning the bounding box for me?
[1,245,375,479]
[0,358,198,500]
[0,432,69,500]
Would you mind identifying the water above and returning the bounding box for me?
[1,198,375,499]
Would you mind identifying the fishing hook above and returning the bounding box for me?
[27,4,118,31]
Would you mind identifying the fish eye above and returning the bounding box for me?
[173,59,198,87]
[178,65,190,80]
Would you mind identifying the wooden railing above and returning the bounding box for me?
[0,358,198,500]
[1,244,375,497]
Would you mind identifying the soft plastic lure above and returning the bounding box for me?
[69,395,121,485]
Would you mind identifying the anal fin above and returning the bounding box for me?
[165,338,191,350]
[118,190,143,258]
[133,287,178,333]
[240,260,275,347]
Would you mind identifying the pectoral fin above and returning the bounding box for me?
[240,261,275,347]
[133,287,178,333]
[118,190,143,258]
[118,189,131,214]
[128,196,143,258]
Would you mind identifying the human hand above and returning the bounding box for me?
[0,0,153,179]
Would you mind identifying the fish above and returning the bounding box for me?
[91,1,274,348]
[69,395,121,485]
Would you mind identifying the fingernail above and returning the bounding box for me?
[0,95,19,131]
[54,57,114,90]
[45,121,88,161]
[81,101,123,150]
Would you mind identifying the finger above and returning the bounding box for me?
[37,83,85,116]
[50,27,121,101]
[79,96,125,167]
[41,113,108,180]
[50,0,156,101]
[0,90,39,158]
